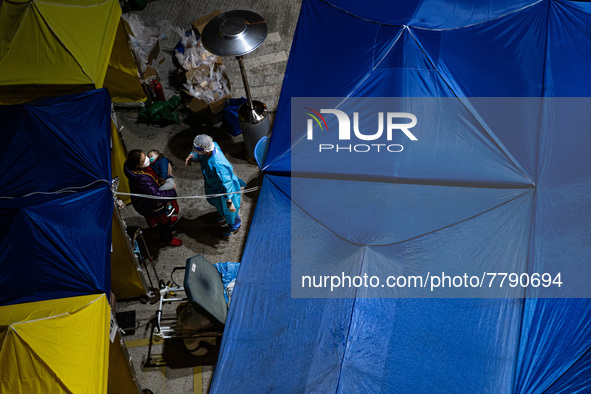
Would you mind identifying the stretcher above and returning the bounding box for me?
[152,254,232,356]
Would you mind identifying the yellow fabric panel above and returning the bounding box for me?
[111,207,147,299]
[38,0,115,5]
[111,122,131,204]
[0,0,30,58]
[0,294,110,394]
[103,19,147,103]
[0,2,91,86]
[34,0,121,88]
[108,332,140,394]
[0,329,70,393]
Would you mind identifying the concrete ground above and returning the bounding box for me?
[114,0,301,393]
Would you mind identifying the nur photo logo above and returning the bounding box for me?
[304,107,418,153]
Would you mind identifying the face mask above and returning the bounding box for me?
[149,156,156,163]
[141,156,150,168]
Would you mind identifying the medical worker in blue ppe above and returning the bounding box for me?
[185,134,246,238]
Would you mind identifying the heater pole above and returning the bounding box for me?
[237,56,255,120]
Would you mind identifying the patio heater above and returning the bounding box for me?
[201,10,269,162]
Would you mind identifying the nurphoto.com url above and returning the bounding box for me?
[300,271,563,293]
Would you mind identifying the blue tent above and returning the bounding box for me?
[0,89,113,306]
[211,0,591,392]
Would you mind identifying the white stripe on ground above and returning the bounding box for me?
[245,51,287,68]
[266,32,281,43]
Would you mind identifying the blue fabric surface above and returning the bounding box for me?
[0,89,113,305]
[211,0,591,392]
[0,89,112,197]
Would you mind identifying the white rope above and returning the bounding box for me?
[0,179,259,201]
[0,179,112,200]
[114,187,260,200]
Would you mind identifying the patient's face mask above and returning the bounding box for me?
[141,156,150,168]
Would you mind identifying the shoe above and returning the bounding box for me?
[166,206,175,217]
[216,215,226,224]
[164,237,183,247]
[222,226,241,238]
[169,216,179,226]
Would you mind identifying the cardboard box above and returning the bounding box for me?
[208,94,230,115]
[142,66,159,83]
[186,97,208,114]
[146,40,160,65]
[187,94,231,116]
[185,68,231,115]
[192,10,221,36]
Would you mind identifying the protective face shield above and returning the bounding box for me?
[193,134,214,153]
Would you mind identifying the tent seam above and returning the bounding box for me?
[510,187,539,392]
[321,0,544,31]
[31,1,95,85]
[371,24,380,69]
[4,328,76,393]
[407,27,536,185]
[336,26,405,105]
[334,245,366,394]
[555,0,591,17]
[542,345,591,393]
[265,26,406,171]
[267,175,361,246]
[277,174,533,247]
[290,171,534,189]
[27,210,105,289]
[512,3,548,391]
[9,294,104,326]
[413,0,545,31]
[264,6,407,171]
[0,4,32,61]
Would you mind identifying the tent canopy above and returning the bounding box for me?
[0,88,140,393]
[0,294,111,393]
[211,0,591,392]
[0,0,119,91]
[0,89,113,306]
[0,0,146,103]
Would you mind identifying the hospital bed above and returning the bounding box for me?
[152,254,235,357]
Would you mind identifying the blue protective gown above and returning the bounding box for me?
[193,142,246,229]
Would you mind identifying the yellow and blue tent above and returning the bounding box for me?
[0,0,149,203]
[0,293,138,393]
[0,0,146,104]
[0,294,111,393]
